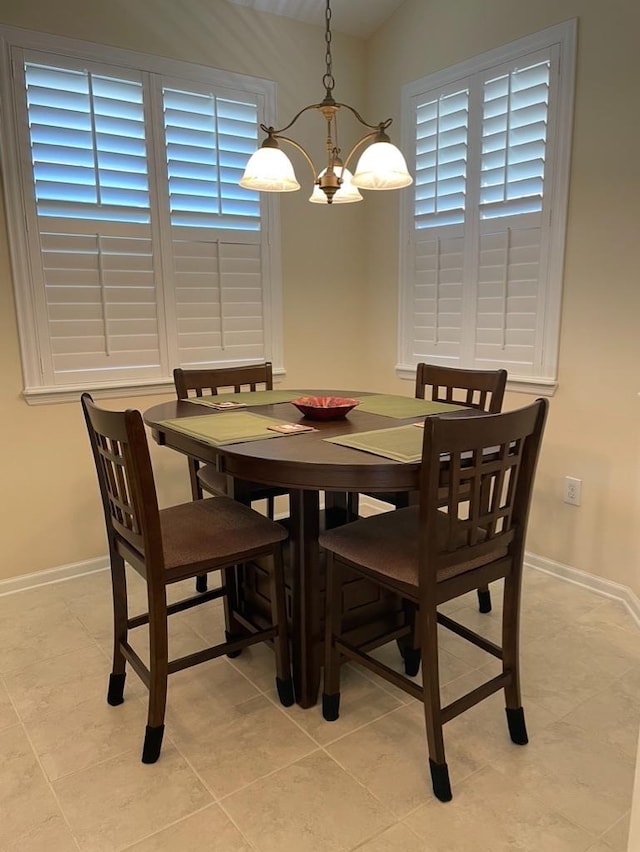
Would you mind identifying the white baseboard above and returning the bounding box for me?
[524,552,640,629]
[0,557,108,597]
[2,508,639,632]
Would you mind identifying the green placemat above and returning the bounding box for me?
[159,411,289,446]
[325,425,424,463]
[188,389,303,408]
[355,394,465,419]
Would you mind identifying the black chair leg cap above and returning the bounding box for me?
[429,758,453,802]
[506,706,529,745]
[225,630,243,658]
[195,575,208,594]
[141,724,165,764]
[276,676,295,707]
[403,647,421,677]
[322,692,340,721]
[107,672,126,706]
[477,589,492,613]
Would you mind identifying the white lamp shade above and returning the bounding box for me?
[351,141,413,190]
[309,167,363,204]
[239,147,300,192]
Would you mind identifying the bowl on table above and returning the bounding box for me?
[291,396,360,421]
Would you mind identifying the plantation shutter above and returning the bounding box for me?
[160,85,266,367]
[7,39,276,394]
[474,54,551,372]
[400,29,571,383]
[412,235,465,362]
[21,54,162,385]
[414,87,469,230]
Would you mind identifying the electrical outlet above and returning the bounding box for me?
[563,476,582,506]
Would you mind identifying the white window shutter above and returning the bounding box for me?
[171,232,265,366]
[414,87,469,229]
[400,23,575,385]
[160,85,268,367]
[39,225,162,384]
[475,223,542,371]
[411,234,465,363]
[20,55,163,385]
[162,87,261,229]
[480,58,550,219]
[25,60,151,222]
[2,33,280,397]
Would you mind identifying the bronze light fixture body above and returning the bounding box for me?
[240,0,412,205]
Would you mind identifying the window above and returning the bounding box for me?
[399,21,576,391]
[0,26,282,402]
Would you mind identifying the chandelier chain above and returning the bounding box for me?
[322,0,335,94]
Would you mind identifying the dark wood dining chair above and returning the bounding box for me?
[361,363,508,616]
[320,398,548,802]
[173,363,289,593]
[81,392,294,764]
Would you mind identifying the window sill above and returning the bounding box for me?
[22,367,288,405]
[395,365,557,397]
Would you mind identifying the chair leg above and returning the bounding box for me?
[142,592,169,764]
[222,565,245,657]
[108,552,128,706]
[322,552,343,722]
[397,599,421,676]
[195,574,208,593]
[501,572,528,745]
[420,605,452,802]
[477,584,492,613]
[269,549,294,707]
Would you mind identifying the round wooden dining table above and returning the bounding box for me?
[144,391,423,707]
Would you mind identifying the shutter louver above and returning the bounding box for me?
[414,88,468,229]
[162,88,260,230]
[480,60,549,219]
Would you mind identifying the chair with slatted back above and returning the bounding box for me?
[81,392,294,764]
[361,364,508,619]
[173,363,289,594]
[416,363,507,412]
[320,399,548,802]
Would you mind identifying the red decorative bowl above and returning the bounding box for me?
[291,396,360,421]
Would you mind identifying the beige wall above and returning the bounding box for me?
[1,0,639,601]
[0,0,367,579]
[363,0,640,596]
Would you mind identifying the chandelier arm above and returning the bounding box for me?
[270,134,319,184]
[260,101,330,137]
[333,103,393,133]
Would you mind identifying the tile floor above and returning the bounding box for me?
[0,566,638,851]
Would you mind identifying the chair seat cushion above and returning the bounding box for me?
[197,464,287,501]
[160,496,287,573]
[319,506,507,595]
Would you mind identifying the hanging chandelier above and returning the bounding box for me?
[239,0,413,205]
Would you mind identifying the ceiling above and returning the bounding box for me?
[225,0,406,38]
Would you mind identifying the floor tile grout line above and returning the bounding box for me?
[115,803,226,852]
[2,707,84,851]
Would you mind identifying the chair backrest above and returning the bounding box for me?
[81,393,163,575]
[173,362,273,399]
[419,398,548,585]
[415,363,507,413]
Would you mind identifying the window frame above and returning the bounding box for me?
[0,24,283,404]
[398,20,577,395]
